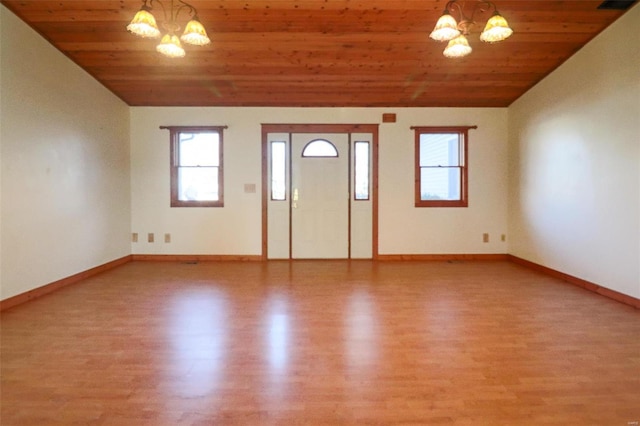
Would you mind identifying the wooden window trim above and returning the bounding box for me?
[412,126,476,208]
[162,125,227,208]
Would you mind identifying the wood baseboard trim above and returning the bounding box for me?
[0,255,133,312]
[131,254,263,262]
[507,255,640,309]
[376,254,509,261]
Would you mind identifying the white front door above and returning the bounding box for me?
[291,134,349,259]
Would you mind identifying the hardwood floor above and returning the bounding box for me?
[1,261,639,425]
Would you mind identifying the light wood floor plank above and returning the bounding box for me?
[1,260,639,425]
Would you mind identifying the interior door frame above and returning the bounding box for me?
[261,123,379,260]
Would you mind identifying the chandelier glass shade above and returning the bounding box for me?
[430,0,513,58]
[156,33,186,58]
[480,13,514,43]
[443,35,473,58]
[181,19,211,45]
[127,0,210,58]
[430,13,461,42]
[127,7,161,38]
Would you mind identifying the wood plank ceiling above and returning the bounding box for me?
[1,0,636,107]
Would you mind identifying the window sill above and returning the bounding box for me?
[415,200,468,208]
[171,201,224,208]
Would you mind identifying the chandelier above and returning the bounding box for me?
[127,0,211,58]
[430,0,513,58]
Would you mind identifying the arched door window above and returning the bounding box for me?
[301,139,338,157]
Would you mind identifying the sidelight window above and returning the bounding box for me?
[271,141,287,201]
[354,141,370,200]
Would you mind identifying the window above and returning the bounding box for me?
[302,139,338,157]
[164,126,226,207]
[271,141,286,201]
[413,126,475,207]
[354,141,370,200]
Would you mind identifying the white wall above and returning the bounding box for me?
[380,109,508,254]
[0,6,131,300]
[130,107,508,256]
[508,5,640,298]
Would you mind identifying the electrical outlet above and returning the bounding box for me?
[132,232,138,243]
[148,233,154,243]
[165,233,171,243]
[483,233,489,243]
[501,234,506,242]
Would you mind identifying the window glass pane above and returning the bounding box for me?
[179,132,219,166]
[420,133,459,167]
[354,141,370,200]
[420,167,461,201]
[271,141,286,201]
[302,139,338,157]
[178,167,219,201]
